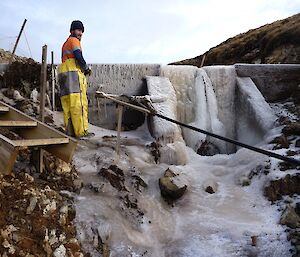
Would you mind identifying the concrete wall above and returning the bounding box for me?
[235,64,300,102]
[87,64,160,129]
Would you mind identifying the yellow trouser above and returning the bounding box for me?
[58,59,88,137]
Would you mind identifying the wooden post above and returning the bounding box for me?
[116,105,123,156]
[51,51,56,111]
[39,45,47,173]
[9,19,27,64]
[39,45,47,122]
[200,54,206,68]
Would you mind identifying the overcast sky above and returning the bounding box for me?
[0,0,299,64]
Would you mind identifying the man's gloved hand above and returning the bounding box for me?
[84,66,92,76]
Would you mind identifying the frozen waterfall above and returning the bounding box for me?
[161,65,228,154]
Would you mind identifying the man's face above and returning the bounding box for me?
[72,29,83,40]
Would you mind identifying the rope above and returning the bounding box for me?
[23,30,32,58]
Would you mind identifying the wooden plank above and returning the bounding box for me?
[0,106,9,112]
[13,138,69,147]
[38,45,47,173]
[0,101,77,163]
[0,135,19,175]
[0,120,37,127]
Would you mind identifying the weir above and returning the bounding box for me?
[87,64,300,158]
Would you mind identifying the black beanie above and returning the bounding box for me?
[70,20,84,32]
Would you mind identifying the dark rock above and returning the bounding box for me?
[278,116,292,125]
[280,205,300,228]
[264,174,300,201]
[98,165,127,191]
[296,139,300,148]
[147,141,160,164]
[205,186,215,194]
[282,123,300,136]
[88,182,103,193]
[122,194,138,209]
[287,150,298,156]
[159,177,187,203]
[197,140,220,156]
[270,134,290,149]
[293,84,300,105]
[279,161,298,171]
[132,175,147,191]
[296,202,300,216]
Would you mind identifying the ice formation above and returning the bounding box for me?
[160,65,227,154]
[236,77,276,146]
[146,75,187,165]
[160,65,198,124]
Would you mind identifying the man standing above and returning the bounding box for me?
[58,20,92,138]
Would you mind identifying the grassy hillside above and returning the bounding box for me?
[172,13,300,66]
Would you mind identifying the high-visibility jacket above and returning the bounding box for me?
[58,36,88,137]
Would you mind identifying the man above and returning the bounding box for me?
[58,20,92,138]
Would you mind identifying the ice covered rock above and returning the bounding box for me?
[159,168,187,203]
[280,205,300,228]
[282,122,300,136]
[197,140,220,156]
[270,134,290,149]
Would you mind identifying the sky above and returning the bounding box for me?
[0,0,299,64]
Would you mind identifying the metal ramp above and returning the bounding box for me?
[0,101,77,175]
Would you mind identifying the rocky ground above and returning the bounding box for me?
[247,99,300,257]
[0,56,87,256]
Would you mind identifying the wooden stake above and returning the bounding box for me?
[9,19,27,64]
[51,51,55,111]
[39,45,47,173]
[39,45,47,122]
[116,105,123,156]
[200,54,206,67]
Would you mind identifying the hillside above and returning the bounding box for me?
[172,13,300,66]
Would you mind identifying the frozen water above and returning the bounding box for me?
[204,66,237,153]
[73,123,291,257]
[146,76,183,144]
[183,68,227,153]
[236,77,276,146]
[160,65,198,124]
[71,64,285,257]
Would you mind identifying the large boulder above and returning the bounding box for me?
[159,168,187,203]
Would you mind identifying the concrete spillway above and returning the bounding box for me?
[87,64,300,156]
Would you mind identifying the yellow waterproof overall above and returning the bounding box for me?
[58,58,88,137]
